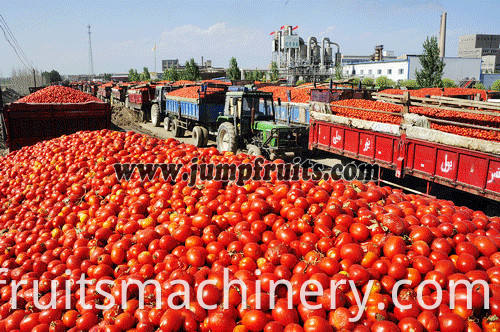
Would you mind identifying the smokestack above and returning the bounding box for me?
[439,12,447,58]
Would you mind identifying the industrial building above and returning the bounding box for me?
[458,34,500,73]
[271,25,340,83]
[342,55,481,83]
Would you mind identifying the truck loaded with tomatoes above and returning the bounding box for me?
[0,127,497,332]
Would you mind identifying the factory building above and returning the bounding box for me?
[458,34,500,73]
[342,55,481,83]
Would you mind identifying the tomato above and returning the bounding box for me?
[439,313,466,332]
[242,310,270,332]
[303,316,332,332]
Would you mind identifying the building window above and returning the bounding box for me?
[377,69,382,74]
[387,69,392,75]
[360,70,364,75]
[398,69,404,74]
[368,69,372,75]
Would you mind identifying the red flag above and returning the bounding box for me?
[292,25,299,30]
[269,31,275,35]
[280,25,285,30]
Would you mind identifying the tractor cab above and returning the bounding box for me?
[216,87,307,158]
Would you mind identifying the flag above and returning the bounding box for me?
[292,26,299,30]
[270,31,275,35]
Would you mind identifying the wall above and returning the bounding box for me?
[408,56,481,82]
[343,60,409,81]
[481,73,500,89]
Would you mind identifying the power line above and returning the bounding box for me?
[0,15,33,68]
[0,14,34,70]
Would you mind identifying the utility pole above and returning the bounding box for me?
[88,25,95,79]
[154,43,157,73]
[32,69,36,88]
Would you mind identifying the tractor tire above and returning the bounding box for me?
[200,127,209,146]
[172,119,185,138]
[217,122,237,153]
[151,104,161,127]
[164,117,172,132]
[192,126,205,147]
[246,144,262,157]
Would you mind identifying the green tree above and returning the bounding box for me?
[140,67,151,81]
[376,76,395,89]
[270,61,279,81]
[362,77,374,86]
[441,78,456,88]
[102,73,112,81]
[491,79,500,91]
[473,82,485,90]
[128,68,140,81]
[42,70,62,83]
[164,66,180,81]
[182,58,200,81]
[350,77,361,86]
[227,57,241,80]
[416,36,445,88]
[399,79,418,89]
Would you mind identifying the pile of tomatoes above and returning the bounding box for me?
[258,86,311,103]
[17,86,102,104]
[329,99,403,125]
[168,86,225,99]
[0,129,498,331]
[380,88,488,101]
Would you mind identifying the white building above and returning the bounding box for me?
[342,55,481,83]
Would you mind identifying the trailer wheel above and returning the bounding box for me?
[172,119,185,137]
[246,144,262,156]
[151,104,161,127]
[200,127,209,146]
[217,122,237,153]
[164,117,172,132]
[192,126,205,147]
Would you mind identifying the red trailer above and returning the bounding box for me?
[2,101,111,151]
[126,85,156,121]
[308,111,500,201]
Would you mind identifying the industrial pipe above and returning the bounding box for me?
[307,37,317,64]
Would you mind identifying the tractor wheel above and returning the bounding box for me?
[246,144,262,157]
[192,126,204,147]
[151,104,161,127]
[164,117,172,132]
[172,119,185,137]
[217,122,237,153]
[200,127,209,146]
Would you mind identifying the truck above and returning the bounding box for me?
[163,85,307,158]
[150,84,178,127]
[216,87,307,158]
[163,84,227,146]
[110,84,129,106]
[126,84,156,122]
[307,92,500,203]
[97,83,112,102]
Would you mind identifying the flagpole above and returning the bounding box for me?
[154,43,157,73]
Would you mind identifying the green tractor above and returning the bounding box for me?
[216,87,307,159]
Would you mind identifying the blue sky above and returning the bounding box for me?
[1,0,499,75]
